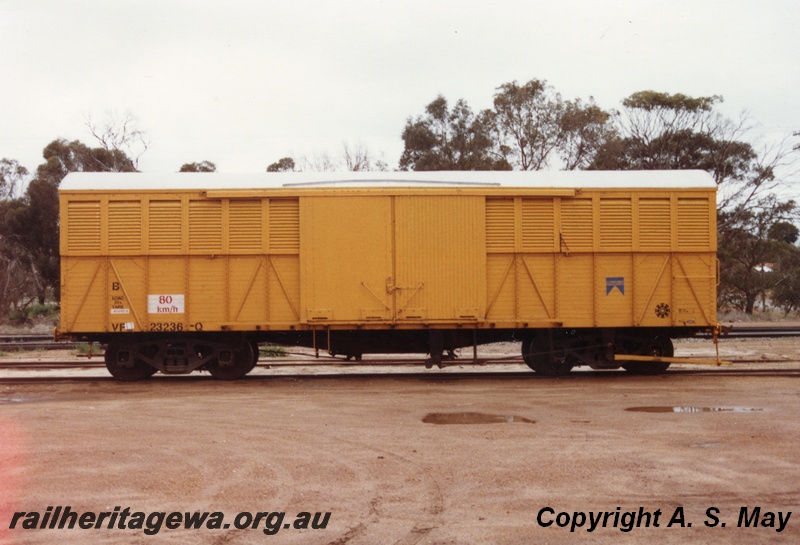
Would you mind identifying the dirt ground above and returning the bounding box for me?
[1,336,800,544]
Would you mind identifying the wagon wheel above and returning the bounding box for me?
[207,339,255,380]
[521,338,533,367]
[521,334,574,376]
[249,340,260,372]
[622,335,673,375]
[104,342,157,381]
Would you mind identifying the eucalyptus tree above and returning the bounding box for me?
[400,95,510,171]
[179,161,217,172]
[267,157,297,172]
[0,159,28,200]
[490,79,563,170]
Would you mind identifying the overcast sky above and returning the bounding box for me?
[1,0,798,175]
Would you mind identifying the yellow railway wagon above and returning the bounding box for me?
[58,170,719,379]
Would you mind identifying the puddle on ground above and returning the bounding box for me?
[0,396,33,406]
[422,412,536,425]
[626,406,763,413]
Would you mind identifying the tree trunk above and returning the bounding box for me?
[745,294,757,314]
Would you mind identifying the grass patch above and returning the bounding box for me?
[259,344,287,358]
[72,342,100,356]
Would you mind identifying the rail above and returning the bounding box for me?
[1,323,799,352]
[0,335,77,351]
[706,325,800,338]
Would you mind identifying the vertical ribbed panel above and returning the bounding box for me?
[673,254,716,325]
[108,201,142,253]
[485,255,516,320]
[677,198,711,249]
[599,198,632,250]
[229,257,268,321]
[639,198,671,250]
[188,200,223,252]
[555,254,594,327]
[269,255,301,322]
[560,199,593,250]
[107,257,146,329]
[148,201,182,252]
[594,254,633,325]
[229,200,263,252]
[60,257,106,330]
[395,196,483,320]
[147,256,186,310]
[187,256,226,321]
[269,199,300,253]
[633,255,672,326]
[521,199,554,252]
[517,255,556,321]
[485,198,515,252]
[67,201,101,253]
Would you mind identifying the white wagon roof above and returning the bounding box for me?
[60,170,716,191]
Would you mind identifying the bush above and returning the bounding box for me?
[6,303,59,326]
[8,308,27,326]
[28,303,58,319]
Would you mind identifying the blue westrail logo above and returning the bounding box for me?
[606,277,625,296]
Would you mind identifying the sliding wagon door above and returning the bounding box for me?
[393,196,485,321]
[300,196,394,322]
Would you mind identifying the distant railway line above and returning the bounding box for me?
[0,335,77,351]
[706,325,800,338]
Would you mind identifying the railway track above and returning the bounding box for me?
[1,366,800,384]
[2,323,800,351]
[1,324,798,379]
[0,354,799,374]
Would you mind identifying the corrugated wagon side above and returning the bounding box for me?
[58,170,719,379]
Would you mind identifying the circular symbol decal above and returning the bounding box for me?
[655,303,671,319]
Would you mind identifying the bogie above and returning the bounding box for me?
[520,329,676,375]
[103,335,256,380]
